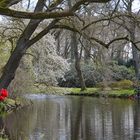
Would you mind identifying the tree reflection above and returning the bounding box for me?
[134,100,140,140]
[70,97,83,140]
[0,116,10,140]
[1,96,139,140]
[4,106,37,140]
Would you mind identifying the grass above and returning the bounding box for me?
[32,86,135,98]
[108,89,134,98]
[0,138,8,140]
[66,87,101,96]
[69,88,99,94]
[68,88,135,98]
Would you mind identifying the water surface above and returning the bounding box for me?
[1,95,140,140]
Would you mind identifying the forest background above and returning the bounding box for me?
[0,0,139,96]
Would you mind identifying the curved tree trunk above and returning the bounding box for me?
[0,0,44,89]
[72,32,86,91]
[0,47,24,89]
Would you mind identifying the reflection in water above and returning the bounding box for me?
[2,95,140,140]
[0,116,10,139]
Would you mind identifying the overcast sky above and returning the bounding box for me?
[132,0,140,12]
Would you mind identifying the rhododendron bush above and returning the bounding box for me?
[32,33,69,86]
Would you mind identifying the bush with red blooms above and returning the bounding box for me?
[0,89,8,101]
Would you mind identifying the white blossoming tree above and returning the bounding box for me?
[31,33,69,86]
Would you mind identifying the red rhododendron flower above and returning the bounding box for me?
[0,96,5,101]
[0,89,8,97]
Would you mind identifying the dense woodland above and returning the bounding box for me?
[0,0,139,94]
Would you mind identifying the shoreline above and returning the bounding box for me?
[32,87,135,99]
[0,87,136,114]
[64,89,135,99]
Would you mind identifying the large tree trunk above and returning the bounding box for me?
[55,30,61,55]
[0,46,24,89]
[67,0,75,61]
[84,40,91,63]
[70,32,75,61]
[132,41,140,80]
[63,37,69,59]
[130,21,140,80]
[72,32,86,91]
[127,0,140,80]
[0,0,45,89]
[68,0,86,90]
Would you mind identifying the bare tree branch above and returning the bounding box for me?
[0,7,75,19]
[0,0,111,19]
[52,24,140,51]
[0,0,22,7]
[26,19,59,48]
[82,12,138,30]
[71,0,111,11]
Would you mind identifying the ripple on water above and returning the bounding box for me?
[24,94,63,100]
[24,94,49,100]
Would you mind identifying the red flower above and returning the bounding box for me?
[0,89,8,101]
[0,96,5,101]
[0,89,8,97]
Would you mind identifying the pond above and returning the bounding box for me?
[1,94,140,140]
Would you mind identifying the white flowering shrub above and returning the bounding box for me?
[31,33,69,86]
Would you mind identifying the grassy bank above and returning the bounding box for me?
[33,86,135,98]
[64,88,134,98]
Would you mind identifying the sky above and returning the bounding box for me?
[132,0,140,12]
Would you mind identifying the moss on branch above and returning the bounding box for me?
[0,7,74,19]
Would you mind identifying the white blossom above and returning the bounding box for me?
[32,33,69,86]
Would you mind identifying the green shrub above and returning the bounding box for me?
[96,82,104,88]
[109,80,133,89]
[58,62,103,87]
[109,61,135,81]
[109,82,120,89]
[59,61,135,88]
[96,82,109,89]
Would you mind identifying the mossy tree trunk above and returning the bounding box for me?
[0,0,52,89]
[72,32,86,91]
